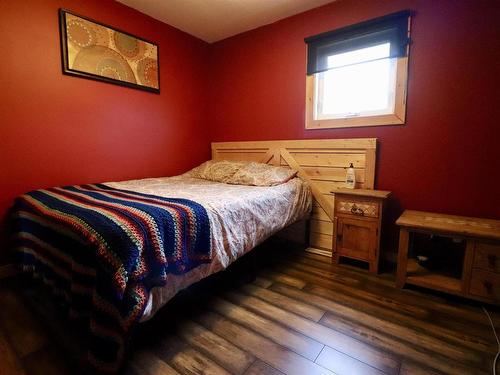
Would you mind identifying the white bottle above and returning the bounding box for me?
[346,163,356,189]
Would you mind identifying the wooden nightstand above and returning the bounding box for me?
[331,188,391,273]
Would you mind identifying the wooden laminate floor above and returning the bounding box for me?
[1,243,499,375]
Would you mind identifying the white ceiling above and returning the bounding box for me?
[116,0,335,43]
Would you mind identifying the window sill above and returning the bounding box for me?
[305,113,405,130]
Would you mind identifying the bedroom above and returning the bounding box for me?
[1,0,499,374]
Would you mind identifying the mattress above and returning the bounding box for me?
[105,174,312,321]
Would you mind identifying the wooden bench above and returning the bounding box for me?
[396,210,500,304]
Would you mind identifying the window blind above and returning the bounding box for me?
[305,10,411,75]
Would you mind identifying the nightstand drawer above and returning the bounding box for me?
[335,198,379,218]
[473,242,500,273]
[469,269,500,301]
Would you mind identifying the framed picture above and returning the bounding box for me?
[59,9,160,93]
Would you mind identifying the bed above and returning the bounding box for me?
[11,138,378,372]
[11,162,311,372]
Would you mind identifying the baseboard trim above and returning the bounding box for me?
[0,264,18,279]
[305,247,332,258]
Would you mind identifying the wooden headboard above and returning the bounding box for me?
[212,138,377,256]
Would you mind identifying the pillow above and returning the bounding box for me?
[183,160,213,179]
[226,162,297,186]
[184,160,247,183]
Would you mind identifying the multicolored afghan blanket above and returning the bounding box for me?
[11,183,212,372]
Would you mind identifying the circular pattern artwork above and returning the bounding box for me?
[63,12,159,92]
[73,46,136,84]
[137,58,159,88]
[113,32,146,61]
[67,17,109,48]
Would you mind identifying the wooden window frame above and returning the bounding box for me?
[305,56,408,130]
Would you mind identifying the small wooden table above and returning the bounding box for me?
[396,210,500,304]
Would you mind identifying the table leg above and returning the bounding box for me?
[396,228,410,288]
[331,217,340,265]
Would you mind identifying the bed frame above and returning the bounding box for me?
[212,139,377,256]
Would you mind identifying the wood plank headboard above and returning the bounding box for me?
[211,138,377,256]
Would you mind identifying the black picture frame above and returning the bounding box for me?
[59,9,160,94]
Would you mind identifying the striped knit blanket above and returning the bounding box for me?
[11,183,212,372]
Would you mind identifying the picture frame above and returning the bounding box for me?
[59,9,160,93]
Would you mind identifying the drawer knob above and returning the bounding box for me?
[351,204,365,216]
[484,281,493,294]
[488,254,497,268]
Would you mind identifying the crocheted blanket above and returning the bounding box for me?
[12,183,211,372]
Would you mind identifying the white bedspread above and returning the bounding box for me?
[105,175,311,321]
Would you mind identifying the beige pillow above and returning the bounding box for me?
[226,162,297,186]
[184,160,247,183]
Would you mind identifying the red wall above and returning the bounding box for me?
[208,0,500,252]
[1,0,499,264]
[0,0,211,263]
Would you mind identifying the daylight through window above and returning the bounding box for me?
[305,11,411,129]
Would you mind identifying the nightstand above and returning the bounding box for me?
[331,188,391,273]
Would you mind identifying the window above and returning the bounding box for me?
[305,11,411,129]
